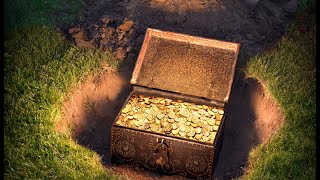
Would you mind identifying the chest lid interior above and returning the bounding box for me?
[131,28,240,103]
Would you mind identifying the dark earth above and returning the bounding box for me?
[57,0,296,179]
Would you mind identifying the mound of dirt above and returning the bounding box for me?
[57,67,284,179]
[62,0,297,63]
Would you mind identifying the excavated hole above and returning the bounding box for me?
[57,0,293,178]
[56,68,284,179]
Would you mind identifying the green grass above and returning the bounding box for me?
[4,25,123,179]
[243,7,316,180]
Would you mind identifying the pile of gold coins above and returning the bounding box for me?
[115,94,224,144]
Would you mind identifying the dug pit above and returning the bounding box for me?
[57,67,284,179]
[56,0,291,178]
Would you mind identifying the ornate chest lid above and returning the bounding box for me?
[131,28,240,103]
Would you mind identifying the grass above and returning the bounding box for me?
[4,0,316,179]
[243,5,316,180]
[4,25,123,179]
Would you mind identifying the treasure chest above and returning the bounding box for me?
[110,28,240,179]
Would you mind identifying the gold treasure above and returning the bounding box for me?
[115,94,224,144]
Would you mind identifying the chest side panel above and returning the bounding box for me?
[111,127,214,179]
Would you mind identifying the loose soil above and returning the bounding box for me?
[57,0,292,179]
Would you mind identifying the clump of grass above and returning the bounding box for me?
[4,25,122,179]
[243,9,316,180]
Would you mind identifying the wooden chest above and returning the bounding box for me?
[110,28,240,179]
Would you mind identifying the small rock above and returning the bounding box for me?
[115,47,126,60]
[100,17,111,25]
[75,39,94,49]
[126,46,132,53]
[117,31,125,40]
[117,19,134,32]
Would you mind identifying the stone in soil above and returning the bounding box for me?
[117,19,134,32]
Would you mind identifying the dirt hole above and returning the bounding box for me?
[56,68,284,179]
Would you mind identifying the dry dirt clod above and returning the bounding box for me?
[117,19,134,32]
[115,47,126,60]
[118,31,126,40]
[100,17,111,25]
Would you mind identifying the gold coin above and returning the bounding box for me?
[204,131,210,137]
[172,129,179,135]
[150,124,158,132]
[156,119,161,125]
[187,130,195,137]
[202,105,208,110]
[172,123,178,130]
[121,107,130,113]
[129,120,135,126]
[191,117,199,124]
[179,131,186,137]
[198,109,207,115]
[199,115,207,120]
[213,125,219,131]
[175,118,181,122]
[186,122,191,126]
[218,109,224,115]
[216,114,222,121]
[128,116,134,120]
[216,121,221,126]
[133,114,139,119]
[129,111,135,116]
[191,123,198,128]
[164,125,172,133]
[147,114,153,121]
[168,112,175,119]
[207,119,216,126]
[185,126,191,133]
[179,125,186,132]
[195,134,203,140]
[195,127,202,134]
[157,113,164,119]
[202,136,209,142]
[210,132,216,141]
[168,118,174,123]
[212,108,218,113]
[197,121,205,128]
[162,121,169,127]
[208,110,215,116]
[135,120,142,127]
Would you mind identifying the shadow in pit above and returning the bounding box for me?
[213,70,262,179]
[72,67,133,166]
